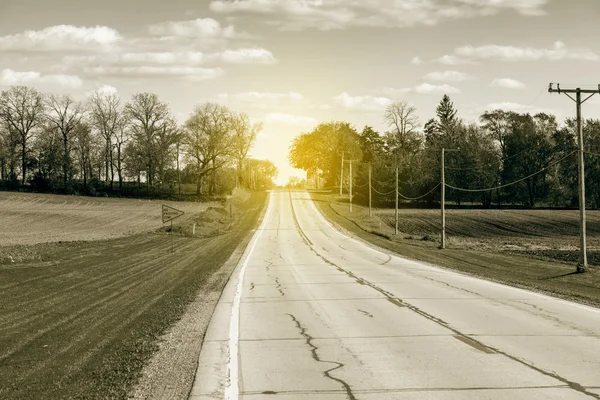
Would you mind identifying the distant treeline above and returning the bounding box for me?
[0,86,277,199]
[289,95,600,208]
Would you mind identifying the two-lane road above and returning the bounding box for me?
[190,190,600,399]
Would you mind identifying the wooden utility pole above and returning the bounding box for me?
[441,148,459,249]
[368,163,372,217]
[349,160,353,212]
[395,167,399,235]
[339,151,345,196]
[549,83,599,273]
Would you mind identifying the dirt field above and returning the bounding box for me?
[311,191,600,308]
[0,190,266,400]
[0,191,216,246]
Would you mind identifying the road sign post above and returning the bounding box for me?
[162,205,185,253]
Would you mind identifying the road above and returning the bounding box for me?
[190,190,600,400]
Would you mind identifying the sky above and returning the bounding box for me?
[0,0,599,185]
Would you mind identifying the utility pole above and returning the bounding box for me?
[368,163,372,217]
[395,167,399,235]
[549,83,599,273]
[441,148,459,249]
[349,160,353,212]
[339,151,345,196]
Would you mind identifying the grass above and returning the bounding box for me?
[311,190,600,308]
[0,190,266,400]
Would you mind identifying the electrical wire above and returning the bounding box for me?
[445,151,576,193]
[397,183,441,200]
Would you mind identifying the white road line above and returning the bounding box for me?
[307,193,600,315]
[225,193,272,400]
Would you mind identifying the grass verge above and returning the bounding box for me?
[0,190,266,400]
[311,190,600,308]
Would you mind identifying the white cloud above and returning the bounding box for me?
[486,102,533,112]
[435,55,476,65]
[411,56,423,65]
[334,92,393,111]
[456,41,599,62]
[121,51,205,64]
[264,113,318,125]
[414,83,461,94]
[491,78,526,89]
[217,48,276,64]
[209,0,548,31]
[83,66,223,80]
[0,25,121,52]
[0,69,83,88]
[382,87,412,96]
[219,91,303,103]
[147,17,238,39]
[423,70,474,82]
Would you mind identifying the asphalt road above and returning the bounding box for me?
[190,190,600,400]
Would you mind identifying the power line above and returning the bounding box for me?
[445,151,575,193]
[397,183,441,200]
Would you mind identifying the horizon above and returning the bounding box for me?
[1,0,599,185]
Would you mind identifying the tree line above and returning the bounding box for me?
[289,95,600,208]
[0,86,277,197]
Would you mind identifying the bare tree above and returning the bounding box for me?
[125,93,173,188]
[232,112,261,188]
[73,120,95,189]
[89,91,121,187]
[0,86,45,184]
[113,114,131,189]
[184,103,234,195]
[45,94,85,187]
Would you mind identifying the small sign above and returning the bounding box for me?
[162,204,185,223]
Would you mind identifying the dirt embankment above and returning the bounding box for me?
[0,190,266,400]
[311,191,600,308]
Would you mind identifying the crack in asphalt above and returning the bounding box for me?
[275,277,285,296]
[288,194,600,400]
[286,313,357,400]
[358,309,374,318]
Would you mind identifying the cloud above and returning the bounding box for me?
[0,25,121,52]
[434,55,476,65]
[147,17,238,39]
[217,48,276,64]
[455,41,599,62]
[423,70,474,82]
[486,102,534,112]
[334,92,393,111]
[209,0,548,31]
[0,68,83,88]
[120,51,205,64]
[414,83,461,94]
[264,113,318,125]
[491,78,526,89]
[82,66,223,80]
[219,91,303,103]
[411,56,423,65]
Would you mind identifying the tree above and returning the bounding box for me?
[0,86,45,184]
[184,103,234,195]
[232,112,261,187]
[73,120,95,189]
[125,93,174,188]
[436,94,458,130]
[45,94,85,187]
[480,109,514,154]
[89,91,122,187]
[288,121,361,187]
[384,101,419,154]
[358,126,383,163]
[113,114,130,189]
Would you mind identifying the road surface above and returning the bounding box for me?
[190,191,600,400]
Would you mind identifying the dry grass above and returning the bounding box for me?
[311,191,600,308]
[0,191,218,246]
